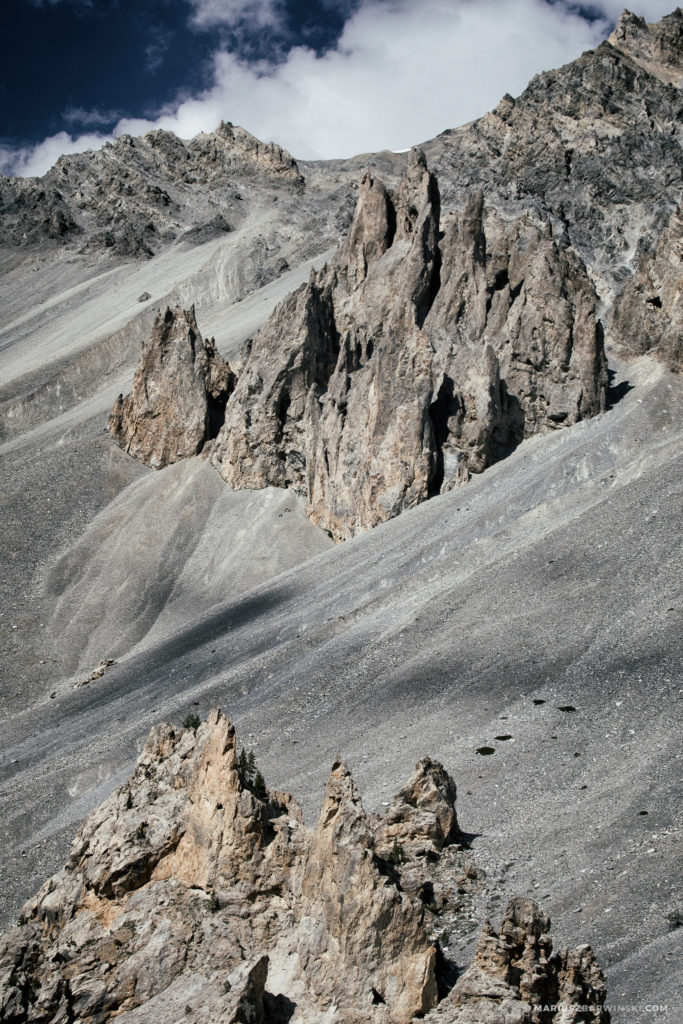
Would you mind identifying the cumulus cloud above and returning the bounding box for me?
[3,0,675,178]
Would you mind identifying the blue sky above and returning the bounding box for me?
[0,0,676,176]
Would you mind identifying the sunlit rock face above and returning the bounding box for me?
[0,711,609,1024]
[109,305,236,469]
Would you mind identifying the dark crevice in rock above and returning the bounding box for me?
[428,375,456,497]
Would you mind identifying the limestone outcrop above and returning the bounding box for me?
[427,898,608,1023]
[209,151,607,539]
[609,203,682,370]
[608,8,682,86]
[109,305,236,468]
[423,9,682,308]
[0,710,609,1024]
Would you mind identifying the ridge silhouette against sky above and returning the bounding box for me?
[0,0,676,176]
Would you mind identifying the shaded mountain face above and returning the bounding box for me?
[0,710,609,1024]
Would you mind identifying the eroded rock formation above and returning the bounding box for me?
[209,151,607,539]
[609,203,682,370]
[608,8,682,86]
[0,710,609,1024]
[0,121,302,256]
[109,305,236,468]
[428,898,608,1023]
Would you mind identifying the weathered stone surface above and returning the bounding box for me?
[427,898,609,1024]
[374,757,460,858]
[0,712,435,1022]
[609,8,682,86]
[609,203,682,370]
[109,305,236,468]
[298,758,438,1021]
[209,151,607,539]
[0,711,608,1023]
[423,9,682,306]
[0,121,302,255]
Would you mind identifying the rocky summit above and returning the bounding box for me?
[0,710,609,1024]
[0,10,681,1024]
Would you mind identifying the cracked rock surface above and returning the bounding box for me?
[109,305,236,468]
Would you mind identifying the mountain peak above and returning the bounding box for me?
[609,6,682,84]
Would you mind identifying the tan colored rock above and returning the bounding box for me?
[374,757,459,858]
[608,8,682,87]
[110,305,236,468]
[298,758,438,1022]
[0,712,609,1023]
[209,152,607,539]
[427,897,609,1024]
[0,711,441,1023]
[190,120,303,184]
[609,203,682,371]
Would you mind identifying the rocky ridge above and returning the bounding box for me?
[0,710,609,1024]
[0,121,302,257]
[422,8,682,311]
[112,152,609,540]
[109,305,236,468]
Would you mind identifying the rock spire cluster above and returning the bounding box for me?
[113,152,609,539]
[0,711,609,1023]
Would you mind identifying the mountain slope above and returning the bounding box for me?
[0,10,681,1024]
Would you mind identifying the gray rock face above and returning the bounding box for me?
[423,9,683,306]
[0,121,302,256]
[109,305,236,468]
[209,151,607,540]
[609,203,682,370]
[0,711,608,1024]
[609,8,682,85]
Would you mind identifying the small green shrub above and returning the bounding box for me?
[387,840,407,866]
[183,713,201,732]
[253,771,267,800]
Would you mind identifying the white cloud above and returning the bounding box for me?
[0,131,109,178]
[62,106,123,127]
[187,0,285,30]
[3,0,676,178]
[579,0,676,19]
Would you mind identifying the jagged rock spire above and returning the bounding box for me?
[109,305,236,469]
[208,154,607,539]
